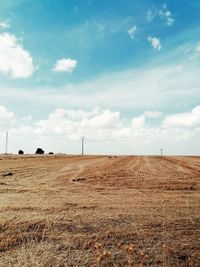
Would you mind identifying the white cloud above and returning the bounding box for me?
[35,108,121,137]
[144,111,162,118]
[147,9,157,22]
[131,115,145,129]
[1,106,200,155]
[147,36,161,50]
[0,105,15,129]
[159,4,174,26]
[0,33,35,78]
[22,115,33,121]
[81,110,121,129]
[163,106,200,128]
[166,17,174,26]
[53,58,77,72]
[2,61,199,114]
[196,42,200,54]
[128,25,137,40]
[182,41,200,60]
[0,21,10,29]
[147,4,174,26]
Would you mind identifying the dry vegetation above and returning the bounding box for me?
[0,154,200,266]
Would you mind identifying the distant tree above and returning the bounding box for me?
[35,148,44,154]
[49,152,54,155]
[18,150,24,155]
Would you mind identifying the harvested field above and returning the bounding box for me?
[0,155,200,266]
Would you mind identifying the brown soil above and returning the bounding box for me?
[0,155,200,266]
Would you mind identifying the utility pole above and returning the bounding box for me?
[81,137,85,155]
[5,131,8,154]
[160,148,163,156]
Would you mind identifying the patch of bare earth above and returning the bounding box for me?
[0,155,200,266]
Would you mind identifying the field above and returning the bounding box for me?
[0,155,200,266]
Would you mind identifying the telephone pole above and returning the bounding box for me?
[5,131,8,154]
[81,137,85,155]
[160,148,163,156]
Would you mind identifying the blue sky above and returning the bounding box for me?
[0,0,200,155]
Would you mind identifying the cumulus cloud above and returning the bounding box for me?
[0,105,15,129]
[1,106,200,155]
[147,36,161,50]
[0,21,10,29]
[35,108,121,137]
[163,106,200,128]
[144,111,162,118]
[128,25,137,40]
[0,33,35,78]
[81,110,121,129]
[53,58,77,72]
[131,115,145,129]
[22,115,33,121]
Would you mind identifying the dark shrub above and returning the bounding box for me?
[35,148,44,154]
[18,150,24,155]
[49,152,54,155]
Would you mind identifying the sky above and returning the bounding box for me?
[0,0,200,155]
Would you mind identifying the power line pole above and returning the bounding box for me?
[81,137,85,155]
[5,131,8,154]
[160,148,163,156]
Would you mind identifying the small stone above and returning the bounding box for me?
[2,172,13,177]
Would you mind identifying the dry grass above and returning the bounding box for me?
[0,155,200,266]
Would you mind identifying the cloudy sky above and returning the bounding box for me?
[0,0,200,155]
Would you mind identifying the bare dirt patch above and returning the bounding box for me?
[0,155,200,266]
